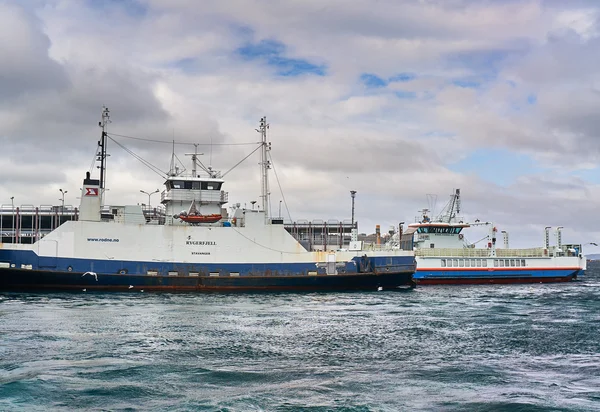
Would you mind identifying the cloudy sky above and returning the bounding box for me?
[1,0,599,249]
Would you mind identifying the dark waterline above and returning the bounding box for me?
[1,263,600,411]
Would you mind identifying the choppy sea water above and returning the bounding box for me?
[1,264,600,412]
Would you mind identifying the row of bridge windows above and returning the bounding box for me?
[441,258,527,268]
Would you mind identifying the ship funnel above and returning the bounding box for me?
[556,226,563,250]
[376,225,381,245]
[544,227,551,249]
[79,173,101,221]
[502,231,509,249]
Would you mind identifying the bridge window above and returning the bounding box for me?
[169,180,185,189]
[201,182,223,190]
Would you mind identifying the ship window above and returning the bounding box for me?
[171,181,184,189]
[499,260,504,267]
[192,181,201,190]
[453,259,458,267]
[510,259,515,267]
[184,181,193,189]
[200,182,223,190]
[441,259,446,267]
[430,243,435,248]
[471,259,477,267]
[482,260,487,267]
[516,259,521,267]
[505,259,509,267]
[521,259,526,266]
[459,259,464,267]
[465,259,470,267]
[494,259,498,267]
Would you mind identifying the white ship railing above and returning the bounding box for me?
[415,248,547,258]
[161,190,228,204]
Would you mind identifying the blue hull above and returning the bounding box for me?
[415,268,582,285]
[0,250,416,292]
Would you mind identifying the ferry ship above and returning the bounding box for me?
[395,190,586,285]
[0,110,416,292]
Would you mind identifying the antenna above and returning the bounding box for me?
[184,144,203,177]
[168,140,176,176]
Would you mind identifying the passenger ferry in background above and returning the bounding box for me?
[395,189,586,285]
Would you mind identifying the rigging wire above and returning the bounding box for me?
[88,143,99,175]
[221,144,262,177]
[107,136,167,180]
[229,225,307,254]
[268,151,292,221]
[107,132,259,146]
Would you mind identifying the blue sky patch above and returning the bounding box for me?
[572,167,600,184]
[448,148,547,186]
[395,90,417,99]
[360,73,387,88]
[389,73,416,82]
[527,94,537,105]
[453,79,481,89]
[237,40,326,77]
[88,0,147,17]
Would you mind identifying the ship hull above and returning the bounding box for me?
[0,267,416,292]
[414,268,583,285]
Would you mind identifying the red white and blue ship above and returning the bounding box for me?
[395,190,586,285]
[0,110,416,292]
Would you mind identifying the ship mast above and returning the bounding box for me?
[98,106,110,205]
[438,188,461,223]
[257,117,271,220]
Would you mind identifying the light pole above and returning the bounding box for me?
[59,188,68,213]
[140,189,159,208]
[350,190,357,228]
[10,196,14,243]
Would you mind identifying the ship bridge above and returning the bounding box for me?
[161,174,229,226]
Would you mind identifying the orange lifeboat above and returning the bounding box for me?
[177,213,222,224]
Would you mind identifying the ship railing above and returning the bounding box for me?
[415,247,547,258]
[161,190,228,204]
[496,248,546,257]
[361,243,397,251]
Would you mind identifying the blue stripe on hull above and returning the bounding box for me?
[414,268,581,285]
[0,250,417,292]
[0,250,414,277]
